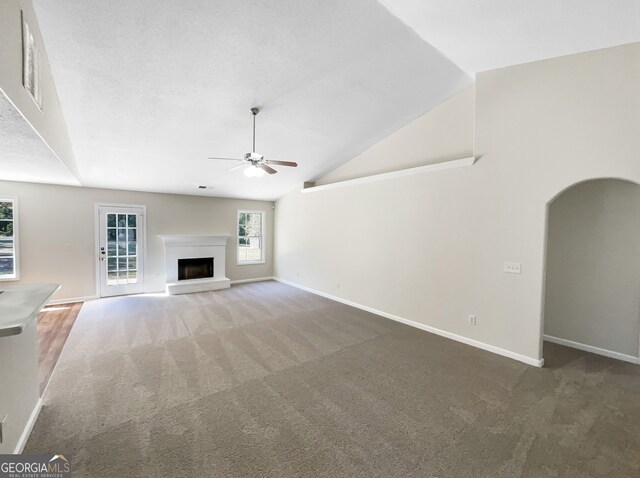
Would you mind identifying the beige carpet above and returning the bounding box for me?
[26,281,640,477]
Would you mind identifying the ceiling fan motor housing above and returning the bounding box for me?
[244,152,264,161]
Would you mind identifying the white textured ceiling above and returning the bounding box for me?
[0,91,79,186]
[32,0,471,200]
[379,0,640,74]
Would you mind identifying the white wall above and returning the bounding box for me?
[316,86,474,185]
[544,179,640,357]
[0,180,274,301]
[0,0,78,178]
[275,42,640,365]
[0,320,39,453]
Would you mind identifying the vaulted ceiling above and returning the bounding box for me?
[31,0,470,200]
[379,0,640,74]
[21,1,640,200]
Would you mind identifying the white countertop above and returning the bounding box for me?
[0,283,60,338]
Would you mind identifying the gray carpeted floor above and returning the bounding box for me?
[26,281,640,477]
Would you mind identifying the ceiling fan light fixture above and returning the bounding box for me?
[244,164,266,177]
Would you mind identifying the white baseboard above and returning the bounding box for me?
[231,277,274,285]
[544,335,640,365]
[14,397,43,454]
[47,295,98,306]
[273,277,543,368]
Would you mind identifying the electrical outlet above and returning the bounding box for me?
[336,281,340,289]
[504,262,522,274]
[468,315,477,326]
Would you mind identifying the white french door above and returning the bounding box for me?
[97,206,145,297]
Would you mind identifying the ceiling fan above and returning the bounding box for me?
[208,108,298,177]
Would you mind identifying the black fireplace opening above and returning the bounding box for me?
[178,257,214,281]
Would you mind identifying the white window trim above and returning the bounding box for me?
[0,197,19,281]
[237,209,266,265]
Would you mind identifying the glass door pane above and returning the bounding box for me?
[105,212,139,285]
[99,206,143,298]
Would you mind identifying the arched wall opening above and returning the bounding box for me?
[541,178,640,364]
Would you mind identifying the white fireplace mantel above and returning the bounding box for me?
[158,235,231,295]
[158,235,229,247]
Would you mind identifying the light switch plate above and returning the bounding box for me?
[504,262,522,274]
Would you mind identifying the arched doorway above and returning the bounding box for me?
[542,178,640,364]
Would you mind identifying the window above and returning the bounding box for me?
[0,199,18,280]
[238,210,265,264]
[22,13,42,109]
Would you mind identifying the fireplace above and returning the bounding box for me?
[158,235,230,295]
[178,257,214,281]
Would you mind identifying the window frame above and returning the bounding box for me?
[0,197,19,281]
[237,209,266,265]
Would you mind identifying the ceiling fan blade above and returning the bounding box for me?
[258,164,277,175]
[227,163,248,172]
[207,157,243,161]
[265,160,298,167]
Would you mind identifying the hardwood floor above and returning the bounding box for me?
[37,302,82,393]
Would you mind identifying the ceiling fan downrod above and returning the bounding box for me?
[250,107,259,153]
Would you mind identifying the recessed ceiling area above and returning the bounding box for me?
[32,0,471,200]
[0,90,79,186]
[378,0,640,74]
